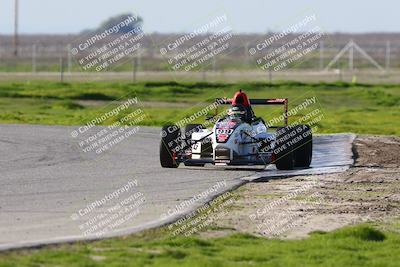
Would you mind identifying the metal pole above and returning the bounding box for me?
[319,41,324,70]
[60,57,64,83]
[132,57,137,83]
[212,56,216,72]
[268,69,272,84]
[137,48,141,72]
[32,44,37,73]
[349,43,354,71]
[245,42,249,67]
[13,0,19,56]
[385,41,391,71]
[67,44,72,73]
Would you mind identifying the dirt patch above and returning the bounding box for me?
[202,135,400,239]
[354,135,400,168]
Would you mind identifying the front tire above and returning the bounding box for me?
[293,125,312,168]
[274,126,296,170]
[160,125,181,168]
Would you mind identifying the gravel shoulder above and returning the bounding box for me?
[203,135,400,239]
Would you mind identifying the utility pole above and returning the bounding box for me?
[14,0,19,56]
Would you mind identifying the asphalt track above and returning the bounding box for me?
[0,124,354,250]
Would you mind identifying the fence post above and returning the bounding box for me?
[385,41,391,71]
[212,56,216,72]
[67,44,72,73]
[349,44,354,71]
[132,57,137,83]
[268,69,272,84]
[32,44,36,73]
[244,42,249,67]
[319,41,324,70]
[137,48,142,71]
[60,57,64,83]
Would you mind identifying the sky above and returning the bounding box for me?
[0,0,398,34]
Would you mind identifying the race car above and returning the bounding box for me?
[159,90,312,170]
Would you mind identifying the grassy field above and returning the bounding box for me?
[0,224,399,267]
[0,81,399,135]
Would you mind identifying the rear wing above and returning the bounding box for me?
[215,98,289,126]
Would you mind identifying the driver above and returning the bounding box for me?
[227,105,249,122]
[231,90,256,122]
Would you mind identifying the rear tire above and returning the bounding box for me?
[160,125,181,168]
[293,125,312,168]
[274,126,295,170]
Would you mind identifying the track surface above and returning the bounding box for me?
[0,125,354,250]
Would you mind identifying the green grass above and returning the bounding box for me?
[0,224,399,267]
[0,81,399,135]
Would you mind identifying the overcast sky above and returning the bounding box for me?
[0,0,398,34]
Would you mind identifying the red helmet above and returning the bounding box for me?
[232,90,250,107]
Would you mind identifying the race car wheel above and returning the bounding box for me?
[274,126,296,170]
[293,125,312,168]
[160,125,181,168]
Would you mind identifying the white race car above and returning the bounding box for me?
[160,90,312,170]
